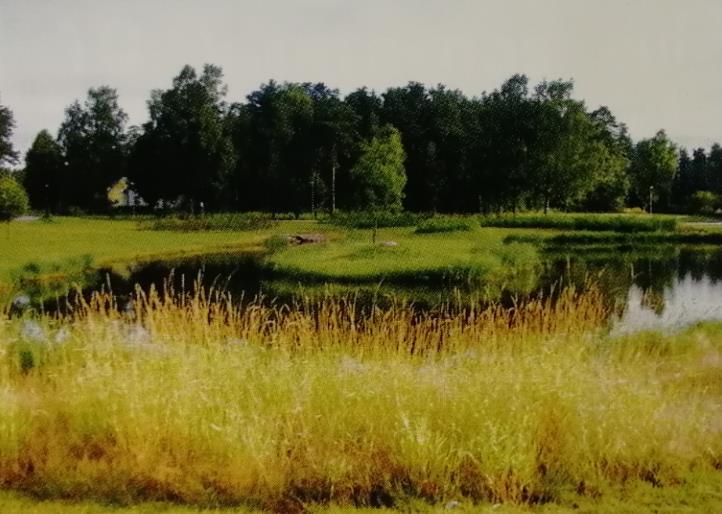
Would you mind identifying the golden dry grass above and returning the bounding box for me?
[0,285,720,512]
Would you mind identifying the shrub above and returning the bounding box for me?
[264,234,290,252]
[0,175,29,222]
[688,191,720,216]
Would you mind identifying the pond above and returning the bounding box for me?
[537,243,722,333]
[36,242,722,334]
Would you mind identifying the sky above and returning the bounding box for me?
[1,0,721,162]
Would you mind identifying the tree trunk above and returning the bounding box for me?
[311,172,317,219]
[331,144,337,214]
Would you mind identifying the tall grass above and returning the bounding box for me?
[479,213,678,232]
[1,284,720,511]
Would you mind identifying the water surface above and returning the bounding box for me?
[37,242,722,334]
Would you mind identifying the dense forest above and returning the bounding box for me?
[2,64,721,215]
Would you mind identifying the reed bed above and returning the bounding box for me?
[0,285,720,512]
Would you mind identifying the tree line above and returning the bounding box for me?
[2,64,721,215]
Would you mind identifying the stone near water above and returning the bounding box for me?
[287,233,327,244]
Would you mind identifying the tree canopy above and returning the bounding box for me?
[630,130,678,210]
[23,130,64,212]
[350,125,407,211]
[3,67,720,215]
[0,97,19,167]
[130,64,235,211]
[58,86,128,211]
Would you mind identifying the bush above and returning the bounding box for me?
[479,213,677,232]
[264,234,290,252]
[0,175,29,222]
[415,216,475,234]
[140,212,278,232]
[688,191,720,216]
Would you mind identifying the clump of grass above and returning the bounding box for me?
[0,284,720,511]
[328,211,430,229]
[414,216,475,234]
[480,213,678,232]
[7,255,98,304]
[263,234,290,253]
[140,212,277,232]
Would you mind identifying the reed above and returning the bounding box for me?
[0,284,719,512]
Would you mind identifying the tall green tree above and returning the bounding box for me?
[350,125,406,210]
[309,85,358,213]
[629,130,678,210]
[471,74,537,213]
[0,96,19,167]
[380,83,432,211]
[708,143,722,195]
[672,148,694,207]
[578,107,631,211]
[690,148,709,190]
[23,130,64,212]
[130,64,236,211]
[345,88,382,141]
[243,81,314,214]
[424,86,473,212]
[530,80,597,212]
[58,86,128,211]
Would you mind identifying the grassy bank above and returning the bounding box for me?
[265,226,541,295]
[2,214,720,305]
[0,217,275,284]
[0,287,720,512]
[479,212,679,232]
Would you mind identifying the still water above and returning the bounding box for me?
[612,275,722,335]
[42,243,722,334]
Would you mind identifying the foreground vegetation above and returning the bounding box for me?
[0,285,720,512]
[3,474,722,514]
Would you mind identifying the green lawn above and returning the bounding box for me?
[2,214,719,298]
[0,217,281,278]
[267,225,542,284]
[0,217,331,294]
[1,217,539,293]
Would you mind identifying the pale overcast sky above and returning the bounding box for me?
[1,0,721,160]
